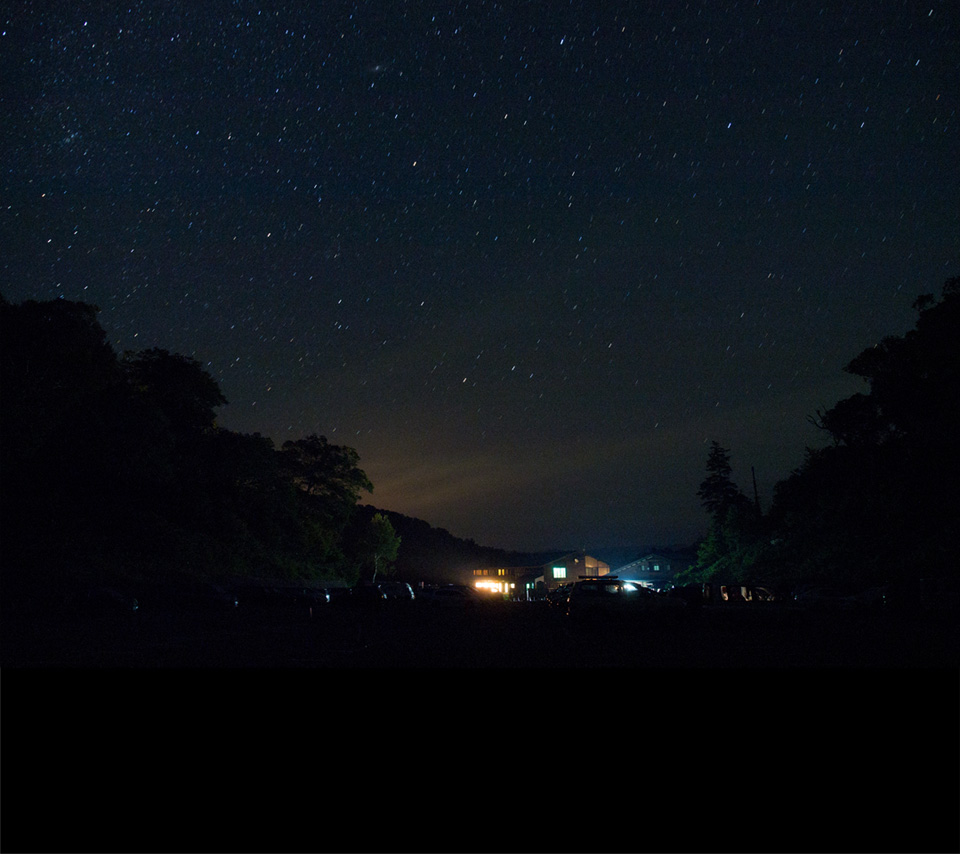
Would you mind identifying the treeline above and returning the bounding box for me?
[6,277,956,599]
[346,506,494,585]
[685,277,960,591]
[0,295,385,592]
[346,504,572,585]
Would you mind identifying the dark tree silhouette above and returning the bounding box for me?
[681,441,766,585]
[768,277,960,586]
[0,296,378,592]
[697,441,744,521]
[0,296,121,476]
[281,434,373,522]
[122,348,227,436]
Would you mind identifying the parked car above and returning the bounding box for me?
[136,580,239,615]
[565,576,687,619]
[347,582,388,607]
[719,584,777,603]
[325,586,353,605]
[377,581,416,600]
[546,583,574,608]
[237,585,330,619]
[419,584,485,607]
[297,587,331,615]
[696,582,780,605]
[664,584,707,607]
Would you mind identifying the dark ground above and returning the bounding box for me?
[3,595,959,668]
[2,598,958,854]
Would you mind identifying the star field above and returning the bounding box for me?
[3,1,958,550]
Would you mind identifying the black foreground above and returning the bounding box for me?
[4,595,959,668]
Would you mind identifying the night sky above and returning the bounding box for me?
[3,2,958,552]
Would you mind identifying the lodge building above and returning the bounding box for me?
[470,550,611,599]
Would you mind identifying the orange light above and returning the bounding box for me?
[475,580,504,594]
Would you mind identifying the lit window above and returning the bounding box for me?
[553,566,566,579]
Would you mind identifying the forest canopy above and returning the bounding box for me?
[0,295,377,590]
[684,278,960,590]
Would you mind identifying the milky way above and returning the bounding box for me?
[3,2,957,550]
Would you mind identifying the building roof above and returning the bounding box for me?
[541,550,609,568]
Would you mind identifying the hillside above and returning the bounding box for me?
[348,504,694,586]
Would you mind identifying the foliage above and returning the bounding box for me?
[681,441,766,585]
[355,512,402,583]
[281,433,373,524]
[682,278,960,592]
[122,348,227,436]
[764,278,960,589]
[696,441,744,520]
[779,279,959,583]
[0,296,373,590]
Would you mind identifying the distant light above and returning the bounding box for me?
[475,580,504,594]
